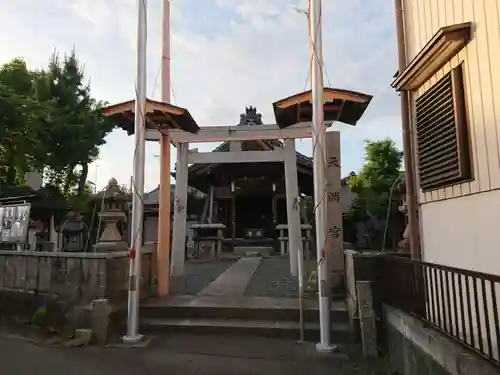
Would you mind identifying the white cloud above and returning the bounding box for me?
[0,0,402,192]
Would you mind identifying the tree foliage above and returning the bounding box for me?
[0,51,114,198]
[346,139,405,248]
[0,58,54,185]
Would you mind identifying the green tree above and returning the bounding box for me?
[0,58,54,185]
[0,52,114,198]
[347,139,404,248]
[32,50,114,197]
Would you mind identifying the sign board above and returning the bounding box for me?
[0,203,31,243]
[326,131,343,281]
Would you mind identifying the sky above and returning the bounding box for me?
[0,0,403,192]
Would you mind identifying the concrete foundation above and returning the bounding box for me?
[384,304,500,375]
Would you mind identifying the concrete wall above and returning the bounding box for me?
[385,304,499,375]
[420,189,500,275]
[402,0,500,274]
[144,216,159,244]
[345,250,500,373]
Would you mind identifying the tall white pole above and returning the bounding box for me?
[310,0,333,351]
[123,0,147,344]
[162,0,171,103]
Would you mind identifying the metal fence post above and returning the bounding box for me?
[297,245,305,342]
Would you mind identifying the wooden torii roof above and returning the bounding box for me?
[273,87,373,129]
[101,98,200,134]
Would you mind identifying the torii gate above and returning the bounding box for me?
[102,0,373,349]
[103,87,372,294]
[102,0,373,301]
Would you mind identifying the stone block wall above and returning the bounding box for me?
[0,247,156,306]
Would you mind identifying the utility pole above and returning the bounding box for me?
[309,0,334,352]
[123,0,147,344]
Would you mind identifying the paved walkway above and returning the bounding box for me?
[0,332,368,375]
[199,257,262,297]
[170,260,235,295]
[169,257,315,298]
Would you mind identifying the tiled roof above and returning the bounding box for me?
[143,184,202,205]
[185,106,312,177]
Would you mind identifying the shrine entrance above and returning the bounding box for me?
[103,88,372,298]
[179,107,315,258]
[233,194,274,239]
[166,107,333,279]
[103,90,371,342]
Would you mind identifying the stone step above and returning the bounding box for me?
[139,317,351,342]
[234,246,273,257]
[141,301,349,323]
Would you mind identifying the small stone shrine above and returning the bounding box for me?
[93,178,128,252]
[59,211,86,252]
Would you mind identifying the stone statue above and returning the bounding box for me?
[394,179,418,252]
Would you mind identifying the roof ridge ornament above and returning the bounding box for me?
[239,106,263,126]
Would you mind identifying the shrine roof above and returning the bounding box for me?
[143,184,203,206]
[272,87,372,129]
[0,185,67,209]
[102,98,200,135]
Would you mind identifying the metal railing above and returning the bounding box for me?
[379,256,500,366]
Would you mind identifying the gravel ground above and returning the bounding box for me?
[169,260,235,295]
[244,258,305,298]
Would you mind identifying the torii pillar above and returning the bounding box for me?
[101,99,200,298]
[272,88,373,282]
[158,0,172,296]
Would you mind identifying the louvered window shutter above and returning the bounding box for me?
[415,64,472,191]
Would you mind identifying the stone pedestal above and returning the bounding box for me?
[357,280,378,357]
[91,299,112,345]
[93,212,127,252]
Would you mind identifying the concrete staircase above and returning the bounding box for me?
[139,295,351,342]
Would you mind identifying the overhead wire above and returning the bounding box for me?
[152,59,177,104]
[302,2,332,91]
[171,81,178,105]
[151,60,162,98]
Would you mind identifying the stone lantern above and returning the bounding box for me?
[395,179,411,252]
[60,211,86,252]
[93,178,128,252]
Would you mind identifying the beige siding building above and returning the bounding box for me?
[394,0,500,274]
